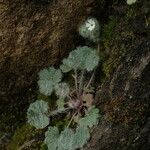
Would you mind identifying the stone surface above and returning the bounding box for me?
[84,26,150,150]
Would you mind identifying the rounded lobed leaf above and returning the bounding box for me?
[27,100,49,129]
[79,107,100,128]
[38,80,53,96]
[60,59,72,73]
[58,128,74,150]
[73,126,90,149]
[38,67,62,96]
[55,82,70,99]
[60,46,99,72]
[38,67,62,84]
[85,49,100,71]
[45,126,91,150]
[44,126,59,150]
[56,99,65,109]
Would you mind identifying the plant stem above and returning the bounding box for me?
[85,42,100,90]
[18,139,35,150]
[67,111,78,128]
[74,70,79,99]
[97,42,100,55]
[79,70,85,96]
[67,95,72,101]
[48,107,71,117]
[85,70,95,89]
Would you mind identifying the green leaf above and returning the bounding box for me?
[55,82,70,99]
[44,126,59,150]
[84,49,99,71]
[45,126,91,150]
[60,46,99,72]
[27,100,49,129]
[127,0,136,5]
[56,99,65,109]
[73,126,90,149]
[58,128,74,150]
[60,59,72,73]
[38,67,62,83]
[38,80,53,96]
[79,107,100,128]
[38,67,62,96]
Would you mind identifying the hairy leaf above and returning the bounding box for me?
[38,80,53,96]
[55,82,70,99]
[44,126,59,150]
[58,128,74,150]
[79,107,100,128]
[60,59,72,73]
[60,46,99,72]
[56,99,65,109]
[73,126,90,149]
[27,100,49,129]
[84,50,99,71]
[45,126,91,150]
[38,67,62,83]
[38,67,62,96]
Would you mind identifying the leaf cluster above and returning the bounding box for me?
[45,107,99,150]
[27,17,101,150]
[60,46,99,72]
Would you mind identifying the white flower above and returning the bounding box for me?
[85,19,96,31]
[127,0,136,5]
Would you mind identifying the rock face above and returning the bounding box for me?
[1,0,150,149]
[0,0,94,96]
[0,0,104,133]
[84,41,150,150]
[83,0,150,148]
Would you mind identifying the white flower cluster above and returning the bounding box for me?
[79,17,100,43]
[127,0,137,5]
[85,18,96,31]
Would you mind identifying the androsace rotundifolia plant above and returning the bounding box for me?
[27,17,101,150]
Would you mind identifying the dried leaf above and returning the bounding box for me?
[82,92,94,107]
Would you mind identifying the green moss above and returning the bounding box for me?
[100,14,135,78]
[102,16,118,49]
[8,124,44,150]
[0,103,26,134]
[103,97,147,125]
[126,6,137,20]
[100,16,120,77]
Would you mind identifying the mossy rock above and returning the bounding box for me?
[100,0,148,78]
[7,124,46,150]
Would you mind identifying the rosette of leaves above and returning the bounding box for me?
[27,16,101,150]
[60,46,99,73]
[27,100,49,129]
[38,67,62,96]
[79,17,100,43]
